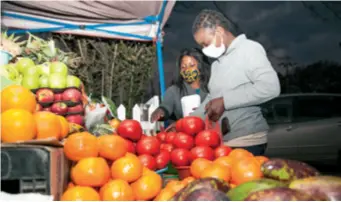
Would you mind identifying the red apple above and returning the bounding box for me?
[62,88,82,103]
[51,102,68,115]
[36,88,54,103]
[42,107,51,112]
[66,114,84,125]
[54,93,63,102]
[67,104,84,114]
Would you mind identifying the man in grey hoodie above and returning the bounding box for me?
[191,9,280,155]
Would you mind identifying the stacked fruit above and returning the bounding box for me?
[7,58,86,126]
[155,116,232,168]
[62,128,165,201]
[1,85,70,143]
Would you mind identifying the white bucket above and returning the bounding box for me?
[181,94,201,117]
[0,50,13,65]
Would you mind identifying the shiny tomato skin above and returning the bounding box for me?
[155,150,171,169]
[195,130,221,148]
[125,138,136,154]
[175,119,184,132]
[190,146,215,161]
[172,132,194,150]
[165,132,177,144]
[170,148,192,167]
[181,116,205,136]
[156,131,167,142]
[138,154,157,170]
[214,145,232,158]
[117,119,142,141]
[135,136,161,156]
[160,143,174,153]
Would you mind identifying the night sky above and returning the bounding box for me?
[152,1,341,93]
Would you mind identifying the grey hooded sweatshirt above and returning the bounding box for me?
[191,34,280,142]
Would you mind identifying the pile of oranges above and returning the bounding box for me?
[1,85,69,143]
[62,132,163,201]
[190,149,269,187]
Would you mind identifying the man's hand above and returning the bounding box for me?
[205,97,225,122]
[151,108,165,123]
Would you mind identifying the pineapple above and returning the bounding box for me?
[0,32,25,57]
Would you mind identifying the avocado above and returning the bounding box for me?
[226,178,287,201]
[170,177,230,201]
[289,175,341,201]
[261,158,320,182]
[245,187,327,201]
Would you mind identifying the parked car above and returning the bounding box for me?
[261,93,341,165]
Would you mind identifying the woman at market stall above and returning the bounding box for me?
[151,48,211,124]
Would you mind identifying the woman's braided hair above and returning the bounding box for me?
[192,9,235,35]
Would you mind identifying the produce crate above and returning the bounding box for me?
[0,144,70,200]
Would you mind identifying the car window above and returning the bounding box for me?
[293,96,333,122]
[261,97,292,124]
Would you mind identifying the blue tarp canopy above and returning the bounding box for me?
[1,0,176,97]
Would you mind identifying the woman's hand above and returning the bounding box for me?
[151,108,166,123]
[165,122,177,132]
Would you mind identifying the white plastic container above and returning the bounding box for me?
[181,94,201,117]
[0,50,13,65]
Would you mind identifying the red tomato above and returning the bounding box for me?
[195,130,221,148]
[172,132,194,150]
[214,145,232,158]
[141,134,148,140]
[117,119,142,141]
[160,143,174,153]
[156,131,167,142]
[181,116,205,136]
[136,136,161,156]
[138,154,157,170]
[175,119,184,132]
[125,139,136,154]
[191,146,215,161]
[165,132,177,144]
[170,148,192,167]
[155,150,171,169]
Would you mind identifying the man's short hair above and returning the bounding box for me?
[192,9,236,35]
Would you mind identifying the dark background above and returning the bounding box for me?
[148,1,341,96]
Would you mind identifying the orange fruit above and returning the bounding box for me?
[1,85,36,113]
[71,157,110,187]
[228,148,253,160]
[182,176,195,186]
[255,156,269,166]
[64,132,99,161]
[231,157,263,185]
[97,135,128,160]
[34,111,61,140]
[201,164,231,182]
[154,188,176,201]
[131,171,162,200]
[111,153,143,183]
[166,180,185,193]
[214,156,234,169]
[1,109,36,143]
[67,182,75,189]
[142,166,155,176]
[99,179,135,201]
[57,115,69,139]
[61,186,100,201]
[108,118,121,129]
[190,158,212,178]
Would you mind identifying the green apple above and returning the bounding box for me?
[48,73,67,89]
[22,65,40,77]
[39,75,49,87]
[22,75,40,90]
[37,62,51,76]
[66,75,81,88]
[50,61,68,76]
[16,58,35,74]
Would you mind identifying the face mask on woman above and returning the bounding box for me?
[181,68,200,83]
[202,33,226,58]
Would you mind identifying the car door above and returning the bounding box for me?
[291,95,341,163]
[262,97,298,159]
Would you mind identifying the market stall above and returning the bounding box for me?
[1,1,341,201]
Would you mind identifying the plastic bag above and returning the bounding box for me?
[0,191,53,201]
[84,103,108,130]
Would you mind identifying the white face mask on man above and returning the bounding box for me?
[202,34,226,58]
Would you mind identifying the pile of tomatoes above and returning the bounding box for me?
[156,116,233,167]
